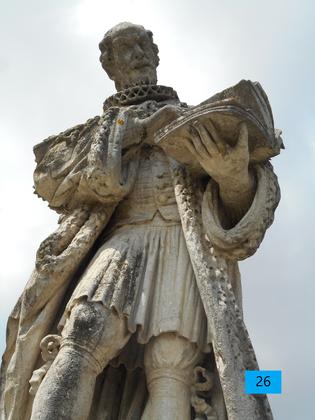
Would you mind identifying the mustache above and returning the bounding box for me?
[131,59,153,69]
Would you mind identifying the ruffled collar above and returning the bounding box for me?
[103,84,179,111]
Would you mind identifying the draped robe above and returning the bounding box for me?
[0,98,280,420]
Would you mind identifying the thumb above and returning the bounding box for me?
[153,104,181,125]
[236,122,249,151]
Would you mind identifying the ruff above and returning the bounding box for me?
[103,84,179,110]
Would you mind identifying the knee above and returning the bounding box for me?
[62,301,107,345]
[61,300,129,369]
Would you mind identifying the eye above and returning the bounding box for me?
[139,36,150,48]
[142,40,154,55]
[113,38,131,52]
[118,43,130,53]
[139,40,148,49]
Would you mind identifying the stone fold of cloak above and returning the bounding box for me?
[33,107,140,212]
[0,206,114,420]
[0,108,137,420]
[171,159,279,419]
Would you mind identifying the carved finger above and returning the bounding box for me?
[236,122,249,153]
[183,137,201,161]
[192,120,221,158]
[202,118,226,155]
[190,125,210,160]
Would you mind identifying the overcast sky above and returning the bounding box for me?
[1,1,314,418]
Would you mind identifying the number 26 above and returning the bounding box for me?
[256,375,271,387]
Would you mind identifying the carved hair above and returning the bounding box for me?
[99,22,159,80]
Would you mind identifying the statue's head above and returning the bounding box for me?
[99,22,159,91]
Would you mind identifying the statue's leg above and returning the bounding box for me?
[142,332,202,420]
[31,301,130,420]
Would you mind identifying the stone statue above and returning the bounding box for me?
[0,22,282,420]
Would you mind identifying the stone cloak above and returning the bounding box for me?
[0,108,280,420]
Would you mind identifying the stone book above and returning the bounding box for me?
[155,79,283,175]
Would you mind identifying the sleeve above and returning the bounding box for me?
[33,116,101,211]
[201,161,280,260]
[33,108,138,212]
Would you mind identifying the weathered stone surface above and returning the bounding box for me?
[0,22,281,420]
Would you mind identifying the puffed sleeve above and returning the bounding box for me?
[33,108,138,212]
[33,115,102,211]
[201,161,280,260]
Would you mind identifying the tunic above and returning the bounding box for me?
[65,145,211,352]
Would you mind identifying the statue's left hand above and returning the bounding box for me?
[121,105,182,148]
[135,104,183,141]
[184,119,251,188]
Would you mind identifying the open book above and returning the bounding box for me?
[154,80,283,175]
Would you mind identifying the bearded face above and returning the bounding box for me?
[99,23,159,91]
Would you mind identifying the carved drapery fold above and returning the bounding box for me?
[171,161,275,419]
[202,162,280,260]
[0,206,112,420]
[33,108,139,212]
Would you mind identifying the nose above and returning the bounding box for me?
[133,43,145,60]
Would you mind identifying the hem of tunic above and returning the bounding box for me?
[60,214,211,355]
